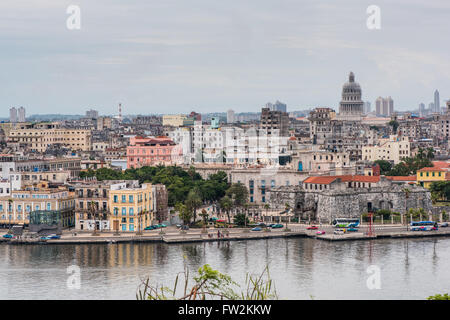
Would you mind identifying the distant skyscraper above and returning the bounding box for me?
[434,90,440,113]
[429,102,435,113]
[86,109,99,119]
[265,100,287,113]
[375,97,393,117]
[227,109,235,124]
[18,106,26,122]
[375,97,383,116]
[386,96,394,116]
[272,100,287,113]
[419,103,425,117]
[364,101,371,114]
[9,107,17,123]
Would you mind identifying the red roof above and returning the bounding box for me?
[432,161,450,169]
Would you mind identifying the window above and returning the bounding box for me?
[129,195,134,203]
[113,208,118,216]
[129,224,134,231]
[122,207,126,215]
[121,195,126,203]
[113,195,118,203]
[129,208,134,215]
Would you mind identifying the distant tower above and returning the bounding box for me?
[118,103,122,122]
[9,107,17,123]
[434,90,440,113]
[18,106,26,122]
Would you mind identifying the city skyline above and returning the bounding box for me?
[1,1,450,117]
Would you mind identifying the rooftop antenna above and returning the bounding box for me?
[118,103,122,123]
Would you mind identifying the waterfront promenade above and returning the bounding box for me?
[2,223,450,244]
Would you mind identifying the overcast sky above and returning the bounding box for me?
[0,0,449,117]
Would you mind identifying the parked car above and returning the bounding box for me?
[306,225,318,230]
[40,236,50,241]
[257,223,267,227]
[159,224,167,228]
[181,225,189,230]
[176,224,182,228]
[48,234,61,239]
[316,230,326,235]
[347,227,358,232]
[144,226,155,230]
[440,222,449,227]
[334,228,345,235]
[251,227,262,231]
[2,234,13,239]
[271,224,283,229]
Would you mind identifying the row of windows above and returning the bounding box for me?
[419,171,442,177]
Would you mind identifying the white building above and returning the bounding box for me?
[362,135,410,164]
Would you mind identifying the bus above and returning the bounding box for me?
[410,221,438,231]
[332,218,360,228]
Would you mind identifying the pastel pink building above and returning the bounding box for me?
[127,136,182,169]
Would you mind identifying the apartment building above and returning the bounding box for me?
[8,123,91,152]
[362,135,410,164]
[127,136,181,168]
[0,182,75,227]
[109,183,153,232]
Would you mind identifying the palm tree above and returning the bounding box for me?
[185,188,202,222]
[220,196,232,224]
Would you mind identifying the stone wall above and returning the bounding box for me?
[268,183,432,223]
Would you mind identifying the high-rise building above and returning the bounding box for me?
[429,102,435,113]
[260,107,290,137]
[9,107,17,123]
[339,72,364,117]
[386,96,394,116]
[272,100,287,113]
[364,101,371,114]
[375,97,394,117]
[419,103,426,117]
[18,107,26,122]
[227,109,235,124]
[434,90,440,113]
[86,109,99,119]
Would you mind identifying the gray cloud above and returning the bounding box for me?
[0,0,449,116]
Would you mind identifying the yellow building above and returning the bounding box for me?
[162,114,187,127]
[416,167,448,189]
[109,183,153,232]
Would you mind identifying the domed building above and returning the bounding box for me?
[338,72,364,118]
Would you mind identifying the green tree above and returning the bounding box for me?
[185,187,202,222]
[427,293,450,300]
[234,213,250,227]
[176,202,192,225]
[374,160,392,175]
[226,183,249,211]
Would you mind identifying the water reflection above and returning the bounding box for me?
[0,237,450,299]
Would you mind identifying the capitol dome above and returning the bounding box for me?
[339,72,364,117]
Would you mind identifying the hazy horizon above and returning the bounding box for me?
[1,0,449,117]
